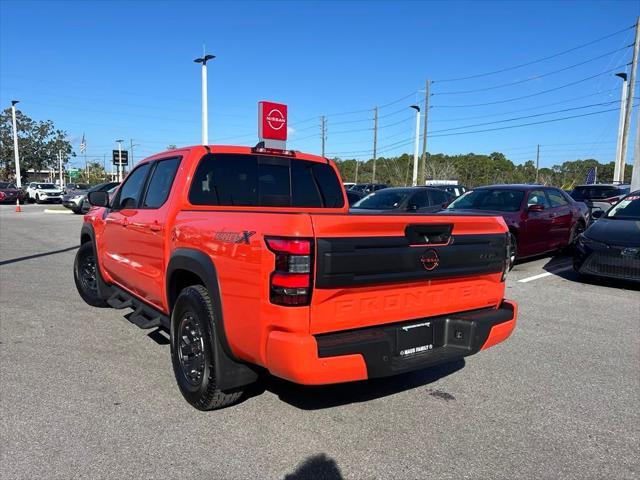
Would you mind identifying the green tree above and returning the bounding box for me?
[0,108,74,180]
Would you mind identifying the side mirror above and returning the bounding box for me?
[528,204,545,212]
[591,210,604,220]
[88,191,109,208]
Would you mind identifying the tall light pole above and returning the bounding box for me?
[614,72,628,184]
[632,98,640,191]
[10,100,21,188]
[194,53,215,145]
[116,139,124,182]
[410,105,421,186]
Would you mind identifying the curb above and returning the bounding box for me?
[44,209,73,215]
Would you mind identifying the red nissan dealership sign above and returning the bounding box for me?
[258,101,288,142]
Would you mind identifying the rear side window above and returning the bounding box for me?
[189,154,344,208]
[528,190,550,207]
[143,157,180,208]
[409,191,429,208]
[546,189,569,207]
[429,189,450,205]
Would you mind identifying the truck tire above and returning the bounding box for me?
[74,242,109,307]
[170,285,243,410]
[35,194,41,204]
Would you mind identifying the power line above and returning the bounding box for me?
[429,87,620,123]
[430,105,625,138]
[433,45,632,95]
[432,64,630,107]
[429,100,621,134]
[433,24,634,83]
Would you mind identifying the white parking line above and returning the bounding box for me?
[518,264,573,283]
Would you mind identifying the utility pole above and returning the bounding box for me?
[372,107,378,183]
[194,51,215,145]
[10,100,21,188]
[116,139,124,182]
[535,144,540,183]
[355,160,359,184]
[58,150,64,189]
[619,17,640,183]
[130,139,139,167]
[631,98,640,191]
[320,115,326,157]
[614,72,629,183]
[410,105,421,186]
[420,80,430,185]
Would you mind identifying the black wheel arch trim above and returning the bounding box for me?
[166,248,258,391]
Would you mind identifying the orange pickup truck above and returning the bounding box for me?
[74,145,517,410]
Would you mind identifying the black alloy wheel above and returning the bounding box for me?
[176,313,206,386]
[73,242,108,307]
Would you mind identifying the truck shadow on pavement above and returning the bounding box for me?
[284,453,343,480]
[0,245,79,266]
[144,326,465,410]
[246,359,465,410]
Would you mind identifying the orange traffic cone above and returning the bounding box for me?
[15,199,22,213]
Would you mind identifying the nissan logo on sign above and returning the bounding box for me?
[266,109,286,131]
[258,101,288,144]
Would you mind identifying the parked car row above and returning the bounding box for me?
[62,182,119,214]
[346,182,638,283]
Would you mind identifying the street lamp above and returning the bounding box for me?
[116,139,124,182]
[10,100,21,188]
[614,72,628,184]
[410,105,421,186]
[194,53,215,145]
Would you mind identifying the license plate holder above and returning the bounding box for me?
[396,321,434,357]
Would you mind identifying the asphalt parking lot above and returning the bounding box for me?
[1,203,638,480]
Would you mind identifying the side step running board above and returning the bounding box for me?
[107,287,169,330]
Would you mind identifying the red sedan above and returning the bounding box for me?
[0,181,26,203]
[445,184,587,263]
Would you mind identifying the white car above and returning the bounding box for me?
[26,182,63,203]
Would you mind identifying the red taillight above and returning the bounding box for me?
[0,192,5,200]
[266,237,312,306]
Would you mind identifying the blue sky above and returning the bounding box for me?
[1,0,638,170]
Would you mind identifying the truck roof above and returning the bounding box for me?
[141,145,329,165]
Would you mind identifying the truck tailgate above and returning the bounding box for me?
[309,214,508,334]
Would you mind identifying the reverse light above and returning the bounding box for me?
[266,237,312,306]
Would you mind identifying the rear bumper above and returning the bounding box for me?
[265,300,517,385]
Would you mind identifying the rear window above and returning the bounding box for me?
[448,189,524,212]
[571,186,622,200]
[189,154,344,208]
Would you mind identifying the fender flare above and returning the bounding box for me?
[166,248,258,391]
